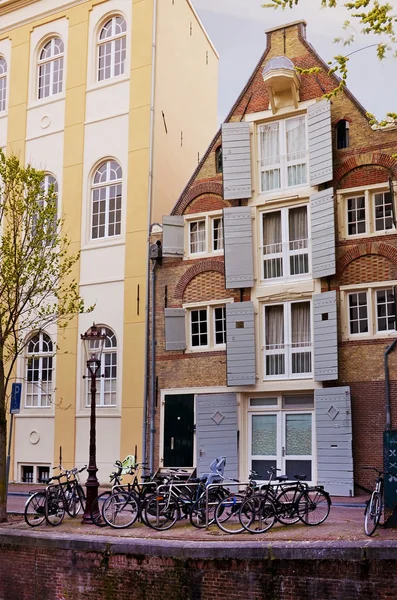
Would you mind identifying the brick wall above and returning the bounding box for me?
[2,535,397,600]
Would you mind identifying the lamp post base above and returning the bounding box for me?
[81,469,99,524]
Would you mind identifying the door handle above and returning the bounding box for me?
[199,449,204,457]
[170,437,174,450]
[282,446,285,457]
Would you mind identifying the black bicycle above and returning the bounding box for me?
[363,466,397,536]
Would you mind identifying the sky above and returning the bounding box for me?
[191,0,397,124]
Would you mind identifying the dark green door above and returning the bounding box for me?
[163,394,194,467]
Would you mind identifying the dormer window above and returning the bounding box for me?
[262,56,301,113]
[336,120,350,149]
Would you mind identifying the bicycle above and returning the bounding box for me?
[45,466,87,526]
[213,470,259,534]
[363,466,397,536]
[143,457,227,531]
[24,465,86,527]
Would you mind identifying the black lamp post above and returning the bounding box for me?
[81,323,106,524]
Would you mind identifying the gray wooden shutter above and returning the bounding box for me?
[315,386,353,496]
[164,308,186,351]
[313,291,338,382]
[226,302,256,386]
[223,206,254,289]
[162,216,184,257]
[222,122,252,200]
[311,187,335,278]
[196,393,238,479]
[308,99,333,186]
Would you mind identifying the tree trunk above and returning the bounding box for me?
[0,417,6,522]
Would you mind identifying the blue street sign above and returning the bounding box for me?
[10,383,22,414]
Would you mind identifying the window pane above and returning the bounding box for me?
[189,221,206,253]
[289,206,309,276]
[214,306,226,345]
[286,414,312,455]
[252,415,277,455]
[265,305,285,376]
[260,122,281,192]
[375,192,394,231]
[263,211,283,279]
[347,196,366,236]
[349,292,368,334]
[291,302,311,374]
[212,218,223,251]
[376,288,396,332]
[191,309,208,347]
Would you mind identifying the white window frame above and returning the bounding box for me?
[37,37,64,100]
[97,15,127,82]
[0,56,7,113]
[262,300,312,380]
[85,327,117,407]
[259,204,311,283]
[25,331,54,408]
[258,114,308,195]
[342,282,397,340]
[342,183,396,239]
[184,299,231,352]
[91,160,123,240]
[185,211,224,258]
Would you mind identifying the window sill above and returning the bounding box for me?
[76,410,121,418]
[344,228,397,241]
[86,76,129,94]
[185,348,226,355]
[81,238,125,252]
[184,251,224,260]
[343,332,396,342]
[27,94,65,111]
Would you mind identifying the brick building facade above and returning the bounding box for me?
[147,20,397,494]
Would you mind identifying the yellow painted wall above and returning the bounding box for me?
[153,0,218,222]
[120,0,153,460]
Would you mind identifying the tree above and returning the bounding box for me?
[0,150,89,522]
[263,0,397,125]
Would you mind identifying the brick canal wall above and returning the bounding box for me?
[1,531,397,600]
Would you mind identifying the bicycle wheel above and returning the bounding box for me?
[66,484,85,517]
[364,492,382,536]
[214,494,246,534]
[189,488,224,529]
[24,492,46,527]
[45,487,65,526]
[275,487,301,525]
[298,488,331,526]
[239,495,277,534]
[144,494,180,531]
[102,491,139,529]
[91,491,111,527]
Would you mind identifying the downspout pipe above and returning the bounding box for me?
[149,261,157,474]
[142,0,158,466]
[384,338,397,431]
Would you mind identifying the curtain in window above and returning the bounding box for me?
[263,212,282,278]
[260,123,280,191]
[286,117,306,186]
[289,207,308,249]
[265,305,284,348]
[291,302,311,346]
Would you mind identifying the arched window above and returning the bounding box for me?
[97,15,126,81]
[0,57,7,112]
[91,160,122,239]
[25,332,54,407]
[37,37,64,99]
[86,327,117,406]
[336,119,350,150]
[33,174,58,240]
[215,146,223,174]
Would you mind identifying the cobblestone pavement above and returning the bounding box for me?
[5,486,397,543]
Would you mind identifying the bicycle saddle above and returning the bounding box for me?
[294,474,307,480]
[276,475,289,482]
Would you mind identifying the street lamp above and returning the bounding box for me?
[81,323,106,524]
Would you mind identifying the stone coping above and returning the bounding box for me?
[1,528,397,560]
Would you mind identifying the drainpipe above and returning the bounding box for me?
[149,260,157,474]
[142,0,158,466]
[384,338,397,431]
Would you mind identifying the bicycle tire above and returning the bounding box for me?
[144,494,180,531]
[24,491,46,527]
[66,483,85,517]
[275,487,301,525]
[91,491,111,527]
[102,491,139,529]
[214,494,246,534]
[45,487,65,526]
[364,492,382,536]
[298,487,331,526]
[239,495,277,534]
[189,488,224,529]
